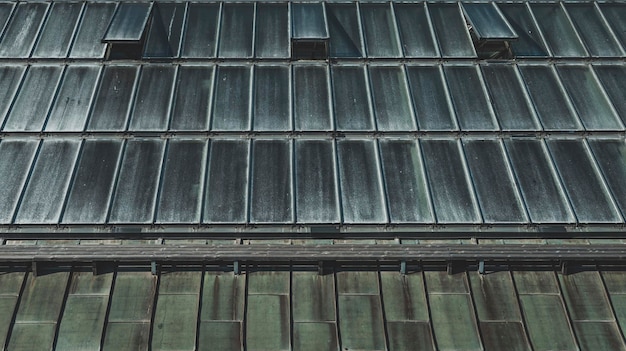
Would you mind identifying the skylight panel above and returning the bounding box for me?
[326,3,363,58]
[565,3,625,57]
[0,3,48,58]
[428,3,476,58]
[498,4,548,57]
[291,3,329,59]
[462,3,517,41]
[102,3,153,59]
[32,2,83,58]
[255,3,289,58]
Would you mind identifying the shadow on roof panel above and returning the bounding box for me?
[326,3,363,58]
[70,3,117,59]
[393,3,438,57]
[428,3,475,58]
[360,3,402,58]
[180,3,219,58]
[32,2,83,59]
[143,3,185,58]
[62,139,122,224]
[255,3,289,58]
[3,65,63,132]
[0,3,48,58]
[0,140,38,224]
[530,3,587,57]
[103,2,151,42]
[46,65,101,132]
[498,3,548,57]
[218,3,254,58]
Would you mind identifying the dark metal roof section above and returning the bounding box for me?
[0,0,625,349]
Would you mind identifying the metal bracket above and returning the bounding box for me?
[478,261,486,275]
[234,261,241,275]
[151,261,159,275]
[400,261,407,275]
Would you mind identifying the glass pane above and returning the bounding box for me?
[481,64,540,131]
[152,294,198,351]
[57,296,108,350]
[15,140,80,224]
[469,271,521,321]
[295,140,340,224]
[108,139,165,224]
[292,3,327,39]
[181,3,219,58]
[108,272,156,322]
[406,65,457,131]
[462,3,516,40]
[394,3,438,57]
[201,273,245,321]
[337,140,387,224]
[0,140,38,224]
[600,4,626,49]
[32,3,82,58]
[518,65,582,131]
[360,3,401,58]
[0,3,13,33]
[463,140,527,223]
[143,3,185,58]
[170,65,213,131]
[499,4,548,56]
[594,66,626,126]
[519,295,577,351]
[420,139,481,224]
[338,295,385,350]
[588,140,626,218]
[428,4,475,57]
[63,140,123,224]
[247,295,290,351]
[0,65,26,127]
[504,139,575,223]
[327,3,363,58]
[293,65,332,131]
[443,65,497,131]
[46,65,100,132]
[546,140,622,223]
[250,140,293,223]
[379,140,433,223]
[3,65,63,132]
[530,3,587,57]
[292,272,335,322]
[253,65,290,131]
[380,272,428,321]
[211,65,251,131]
[331,66,374,131]
[87,65,139,131]
[556,65,623,131]
[203,140,249,223]
[70,3,117,58]
[255,3,289,58]
[566,4,624,57]
[369,66,416,131]
[0,3,48,58]
[429,294,482,351]
[103,3,151,42]
[128,65,175,131]
[218,3,254,58]
[156,140,207,224]
[15,272,70,322]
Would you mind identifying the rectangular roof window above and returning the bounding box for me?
[291,3,328,59]
[102,2,152,59]
[462,3,517,41]
[498,4,548,57]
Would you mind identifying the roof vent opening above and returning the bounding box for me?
[461,2,518,59]
[102,2,153,60]
[291,3,329,60]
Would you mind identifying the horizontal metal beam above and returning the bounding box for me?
[1,244,625,264]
